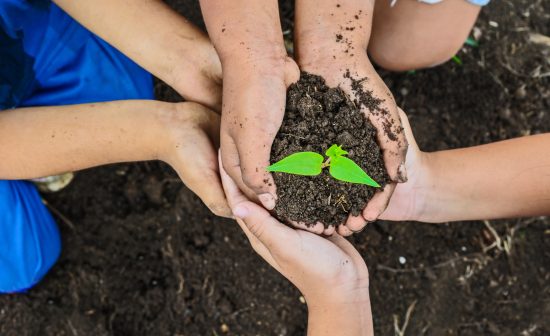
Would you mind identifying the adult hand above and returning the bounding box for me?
[159,102,231,217]
[220,161,373,335]
[295,0,408,235]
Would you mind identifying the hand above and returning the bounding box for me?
[379,108,429,222]
[295,1,408,235]
[221,160,373,335]
[159,102,231,217]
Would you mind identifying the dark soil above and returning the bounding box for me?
[271,72,389,227]
[1,0,549,335]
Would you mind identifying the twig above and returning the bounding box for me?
[394,300,417,336]
[43,199,75,231]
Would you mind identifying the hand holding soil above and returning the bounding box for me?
[220,161,374,335]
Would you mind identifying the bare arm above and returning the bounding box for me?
[53,0,222,110]
[0,101,169,179]
[425,134,550,221]
[0,101,231,216]
[381,110,550,222]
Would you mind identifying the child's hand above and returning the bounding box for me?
[159,102,231,217]
[220,159,370,306]
[296,52,408,235]
[221,161,373,334]
[378,108,429,222]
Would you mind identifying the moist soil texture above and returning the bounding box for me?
[271,72,389,227]
[1,0,549,335]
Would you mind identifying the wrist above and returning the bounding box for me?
[295,0,374,64]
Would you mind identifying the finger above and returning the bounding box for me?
[220,131,260,202]
[219,158,282,269]
[323,225,336,236]
[232,201,298,252]
[227,77,289,209]
[362,183,396,222]
[175,132,231,218]
[343,213,368,232]
[288,220,325,235]
[337,223,354,237]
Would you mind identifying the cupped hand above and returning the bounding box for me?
[298,44,408,236]
[159,102,231,217]
[220,158,369,303]
[379,108,431,222]
[219,55,327,234]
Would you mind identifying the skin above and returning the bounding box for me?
[6,0,230,215]
[0,101,231,217]
[380,109,550,222]
[369,0,482,71]
[220,160,373,336]
[199,0,328,233]
[53,0,222,111]
[295,0,408,235]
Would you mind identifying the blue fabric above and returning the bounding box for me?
[0,181,61,293]
[0,0,153,293]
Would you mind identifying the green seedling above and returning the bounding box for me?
[465,36,479,48]
[451,55,463,65]
[267,144,380,187]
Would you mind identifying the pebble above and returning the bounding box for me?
[220,323,229,333]
[399,256,407,265]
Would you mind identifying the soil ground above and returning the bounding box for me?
[1,0,549,335]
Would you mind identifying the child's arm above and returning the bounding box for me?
[220,162,373,336]
[53,0,222,111]
[380,109,550,223]
[0,101,231,217]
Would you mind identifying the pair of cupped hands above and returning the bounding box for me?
[163,18,419,308]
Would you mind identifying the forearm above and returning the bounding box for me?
[53,0,221,109]
[295,0,374,68]
[0,101,171,179]
[307,289,373,336]
[199,0,287,70]
[423,134,550,221]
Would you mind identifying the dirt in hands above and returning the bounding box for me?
[270,72,390,228]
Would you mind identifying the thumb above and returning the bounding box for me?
[232,201,295,249]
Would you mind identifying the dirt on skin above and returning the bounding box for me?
[0,0,549,335]
[271,72,389,227]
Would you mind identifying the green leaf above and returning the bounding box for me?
[325,144,348,159]
[329,156,380,187]
[451,55,463,65]
[266,152,324,176]
[465,37,479,47]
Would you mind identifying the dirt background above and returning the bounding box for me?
[1,0,549,335]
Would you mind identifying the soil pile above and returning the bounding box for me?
[271,72,390,227]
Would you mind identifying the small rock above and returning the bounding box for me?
[399,256,407,265]
[220,323,229,333]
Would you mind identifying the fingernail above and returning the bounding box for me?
[232,204,249,219]
[397,162,408,183]
[258,193,276,210]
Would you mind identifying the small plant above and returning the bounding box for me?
[267,144,380,187]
